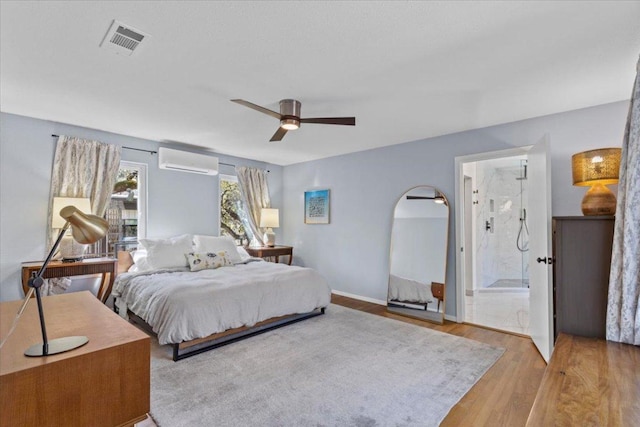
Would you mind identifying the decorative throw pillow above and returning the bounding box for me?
[139,234,193,269]
[192,235,242,264]
[186,251,233,272]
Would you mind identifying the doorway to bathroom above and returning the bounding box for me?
[458,152,531,335]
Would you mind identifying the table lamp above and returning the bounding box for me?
[52,197,92,261]
[571,148,621,216]
[22,205,109,356]
[260,208,279,247]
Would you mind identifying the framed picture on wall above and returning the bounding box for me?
[304,189,330,224]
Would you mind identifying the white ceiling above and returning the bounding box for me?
[1,1,638,166]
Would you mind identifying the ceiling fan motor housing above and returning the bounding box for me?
[280,99,301,129]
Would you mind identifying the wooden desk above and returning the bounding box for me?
[0,292,150,427]
[526,333,640,426]
[22,258,118,303]
[245,245,293,265]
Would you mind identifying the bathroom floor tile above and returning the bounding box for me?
[464,291,530,335]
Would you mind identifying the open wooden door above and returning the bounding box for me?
[527,135,554,362]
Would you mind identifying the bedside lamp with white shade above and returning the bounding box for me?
[52,197,93,261]
[260,208,279,247]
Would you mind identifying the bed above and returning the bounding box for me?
[387,274,444,312]
[113,235,331,360]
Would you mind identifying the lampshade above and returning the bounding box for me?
[571,148,621,216]
[60,206,109,244]
[51,197,92,229]
[260,208,280,228]
[572,148,621,186]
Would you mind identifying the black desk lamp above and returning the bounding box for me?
[23,205,108,357]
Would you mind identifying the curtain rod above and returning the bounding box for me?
[51,134,157,155]
[50,134,240,168]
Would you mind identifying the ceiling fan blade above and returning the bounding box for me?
[270,127,288,142]
[231,99,282,120]
[300,117,356,126]
[406,196,435,200]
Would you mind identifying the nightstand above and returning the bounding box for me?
[245,245,293,265]
[21,257,118,303]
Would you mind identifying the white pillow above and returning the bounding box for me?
[236,246,252,262]
[128,257,151,273]
[193,235,242,264]
[139,234,193,269]
[127,250,150,273]
[132,249,147,263]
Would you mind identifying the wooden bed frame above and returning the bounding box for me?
[128,307,325,361]
[116,250,326,361]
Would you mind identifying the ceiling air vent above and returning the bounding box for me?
[100,20,149,56]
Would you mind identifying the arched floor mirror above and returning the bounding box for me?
[387,185,449,324]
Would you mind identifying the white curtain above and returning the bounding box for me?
[44,135,121,294]
[606,56,640,345]
[235,166,270,247]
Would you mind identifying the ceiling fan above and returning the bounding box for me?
[231,99,356,141]
[406,195,447,204]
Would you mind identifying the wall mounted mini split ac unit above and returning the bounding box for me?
[158,148,219,176]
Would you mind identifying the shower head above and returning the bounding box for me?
[516,164,528,180]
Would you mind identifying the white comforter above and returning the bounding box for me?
[113,261,331,345]
[387,274,434,303]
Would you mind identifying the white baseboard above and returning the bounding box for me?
[331,289,458,322]
[331,290,387,306]
[331,290,458,322]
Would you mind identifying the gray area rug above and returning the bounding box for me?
[150,304,504,427]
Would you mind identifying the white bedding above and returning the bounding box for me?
[113,260,331,345]
[388,274,434,304]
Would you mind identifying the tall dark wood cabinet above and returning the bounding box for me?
[552,216,615,340]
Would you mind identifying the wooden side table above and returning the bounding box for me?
[245,245,293,265]
[0,292,150,427]
[22,258,118,303]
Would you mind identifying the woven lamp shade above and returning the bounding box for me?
[572,148,621,186]
[571,148,621,216]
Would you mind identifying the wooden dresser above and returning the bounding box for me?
[552,216,615,339]
[0,292,150,427]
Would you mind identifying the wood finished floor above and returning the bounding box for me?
[331,294,547,427]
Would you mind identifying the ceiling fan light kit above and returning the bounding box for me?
[231,98,355,142]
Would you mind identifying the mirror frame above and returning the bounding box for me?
[386,185,449,324]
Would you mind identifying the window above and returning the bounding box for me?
[107,161,147,254]
[219,174,250,245]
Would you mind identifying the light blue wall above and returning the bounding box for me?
[0,112,282,301]
[1,101,630,311]
[281,101,629,317]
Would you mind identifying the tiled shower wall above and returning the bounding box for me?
[475,158,529,288]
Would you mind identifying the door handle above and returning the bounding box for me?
[536,257,553,264]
